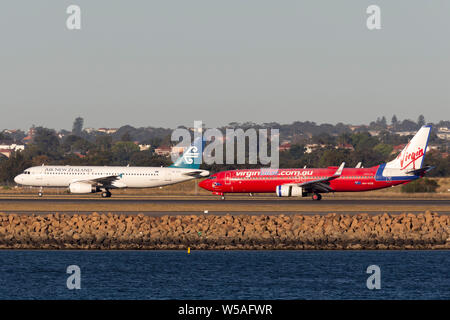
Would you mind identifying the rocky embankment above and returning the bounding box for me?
[0,211,449,250]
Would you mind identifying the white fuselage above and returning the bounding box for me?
[14,165,209,189]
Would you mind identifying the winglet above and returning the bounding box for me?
[334,162,345,177]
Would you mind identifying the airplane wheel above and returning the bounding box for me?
[312,193,322,201]
[38,192,43,197]
[101,191,111,198]
[221,196,225,200]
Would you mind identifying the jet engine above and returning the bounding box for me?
[276,185,306,197]
[69,182,97,194]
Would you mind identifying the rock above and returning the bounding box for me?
[0,211,446,250]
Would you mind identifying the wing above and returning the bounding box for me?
[296,162,345,193]
[72,174,123,187]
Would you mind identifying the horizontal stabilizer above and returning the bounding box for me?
[406,166,434,176]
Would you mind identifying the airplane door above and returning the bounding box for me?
[225,172,231,185]
[165,170,172,182]
[35,168,45,185]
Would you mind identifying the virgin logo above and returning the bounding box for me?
[399,146,424,170]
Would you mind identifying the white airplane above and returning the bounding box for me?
[14,139,209,198]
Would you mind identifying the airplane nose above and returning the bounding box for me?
[199,179,211,191]
[14,175,22,184]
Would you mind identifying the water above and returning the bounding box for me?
[0,250,448,299]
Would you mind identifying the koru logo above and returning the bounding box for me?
[183,146,199,164]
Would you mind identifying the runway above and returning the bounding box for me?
[0,194,449,214]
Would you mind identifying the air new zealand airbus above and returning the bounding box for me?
[14,138,208,198]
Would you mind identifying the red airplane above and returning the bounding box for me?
[199,126,432,200]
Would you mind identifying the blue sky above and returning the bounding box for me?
[1,1,449,130]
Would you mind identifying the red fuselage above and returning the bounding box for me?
[199,165,415,195]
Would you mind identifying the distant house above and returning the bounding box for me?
[154,146,172,156]
[392,144,406,154]
[336,143,354,151]
[83,128,96,134]
[437,127,450,140]
[349,125,362,132]
[171,146,186,155]
[22,127,36,144]
[73,152,86,159]
[0,144,25,158]
[0,149,12,158]
[305,144,326,154]
[278,142,291,152]
[396,131,415,137]
[138,144,151,151]
[97,128,118,134]
[2,129,18,134]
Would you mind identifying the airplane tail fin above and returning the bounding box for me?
[169,137,204,169]
[385,125,431,172]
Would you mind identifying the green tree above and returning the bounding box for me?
[318,149,351,167]
[373,143,393,157]
[72,117,84,136]
[391,115,398,127]
[27,127,61,159]
[111,141,140,164]
[350,133,378,152]
[121,131,132,142]
[417,115,425,127]
[95,135,112,152]
[289,144,305,159]
[0,151,32,183]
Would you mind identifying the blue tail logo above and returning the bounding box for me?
[170,138,203,169]
[182,145,200,165]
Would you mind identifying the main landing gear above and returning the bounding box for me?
[312,193,322,201]
[101,190,112,198]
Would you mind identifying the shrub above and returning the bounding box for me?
[401,178,439,193]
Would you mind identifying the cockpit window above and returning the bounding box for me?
[209,176,217,180]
